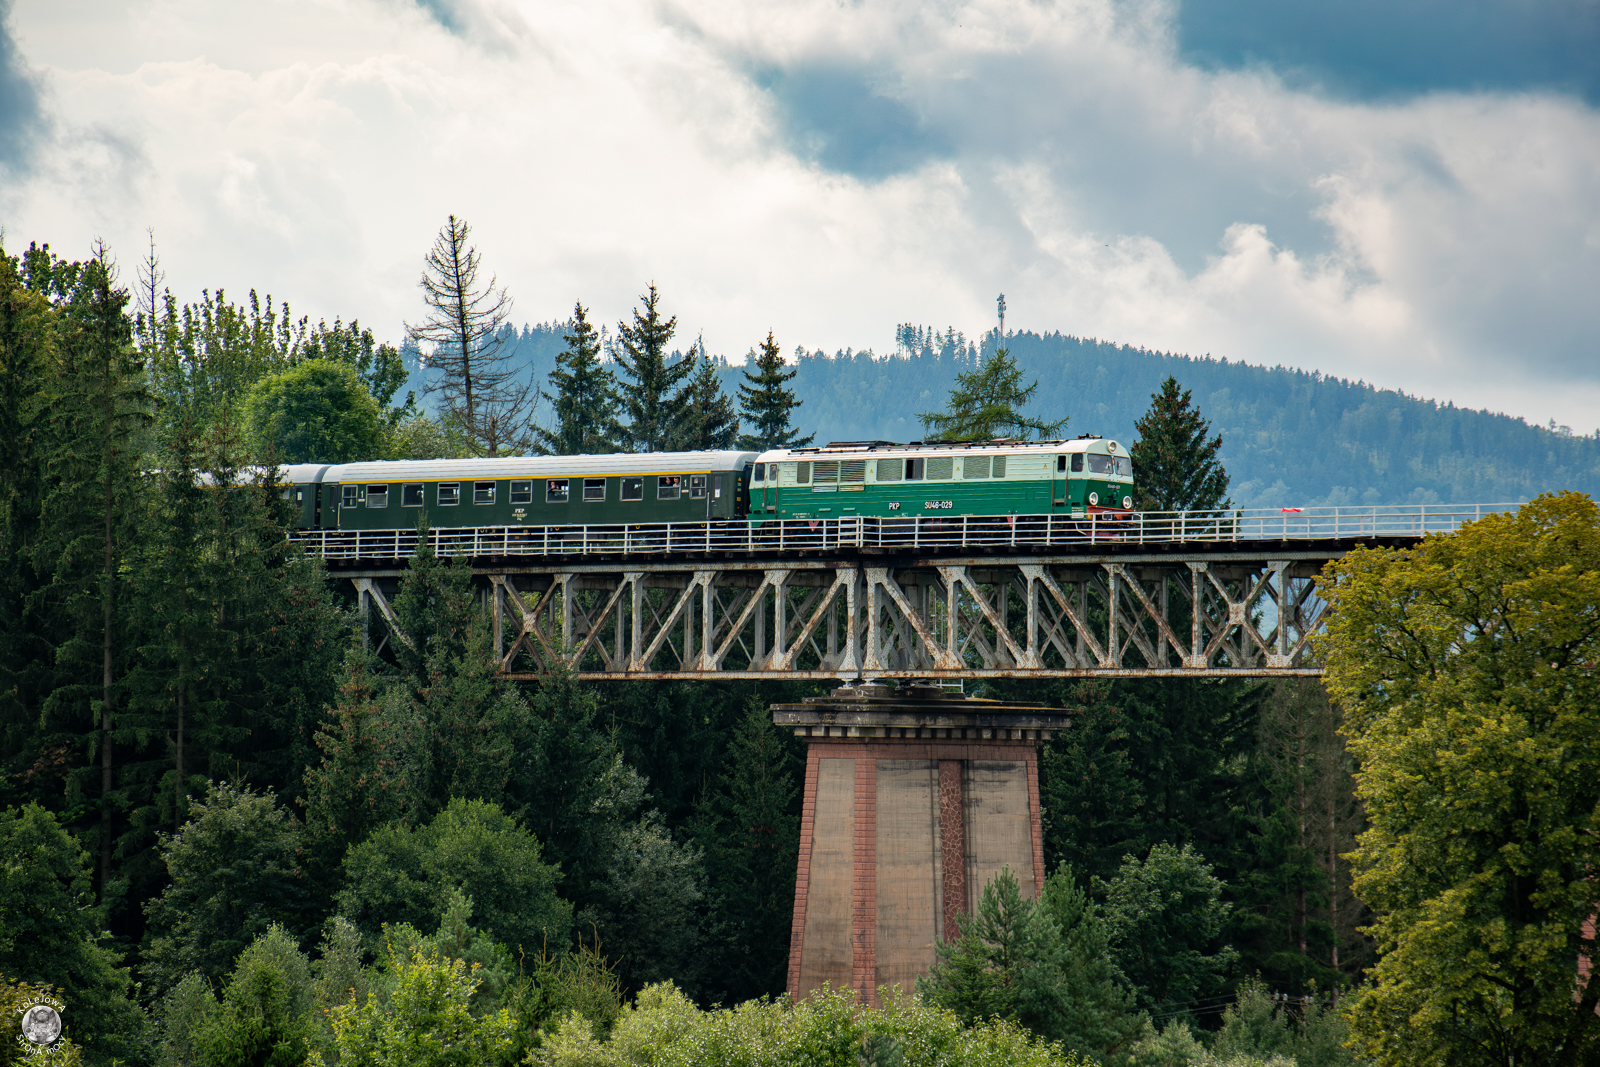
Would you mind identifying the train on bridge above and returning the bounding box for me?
[281,436,1137,554]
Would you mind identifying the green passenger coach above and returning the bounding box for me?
[748,438,1133,523]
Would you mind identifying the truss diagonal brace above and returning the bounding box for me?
[353,578,415,652]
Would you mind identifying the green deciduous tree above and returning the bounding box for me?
[314,947,514,1067]
[610,285,690,452]
[534,302,617,456]
[241,361,384,463]
[1097,843,1237,1016]
[1129,377,1230,512]
[143,782,310,994]
[737,330,812,452]
[1319,491,1600,1066]
[916,345,1066,442]
[336,798,571,957]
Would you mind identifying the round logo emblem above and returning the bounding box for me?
[14,996,65,1056]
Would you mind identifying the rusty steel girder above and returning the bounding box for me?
[346,548,1336,680]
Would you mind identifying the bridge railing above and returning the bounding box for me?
[291,502,1523,561]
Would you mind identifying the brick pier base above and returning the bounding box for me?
[776,704,1062,1005]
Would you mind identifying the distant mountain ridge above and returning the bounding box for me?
[414,323,1600,508]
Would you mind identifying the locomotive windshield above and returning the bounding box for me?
[1086,454,1131,477]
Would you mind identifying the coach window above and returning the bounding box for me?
[584,478,606,502]
[510,480,532,504]
[547,479,569,504]
[438,483,460,506]
[621,477,643,501]
[474,481,496,505]
[689,475,707,499]
[658,476,680,500]
[342,485,361,508]
[904,458,925,480]
[366,484,389,508]
[402,484,424,507]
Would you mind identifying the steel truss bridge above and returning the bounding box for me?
[307,504,1514,681]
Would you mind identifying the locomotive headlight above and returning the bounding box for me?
[1123,495,1133,509]
[1089,492,1099,506]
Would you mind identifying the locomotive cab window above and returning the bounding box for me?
[658,476,680,500]
[1071,454,1084,473]
[342,485,360,508]
[621,478,643,501]
[438,483,460,506]
[366,484,388,508]
[402,484,424,507]
[752,463,765,483]
[510,480,532,504]
[689,475,707,499]
[584,478,606,502]
[474,481,496,505]
[546,479,569,503]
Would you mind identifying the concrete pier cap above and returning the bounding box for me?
[772,681,1072,1005]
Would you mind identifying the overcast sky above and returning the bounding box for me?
[3,0,1597,432]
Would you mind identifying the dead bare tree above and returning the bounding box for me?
[406,215,534,456]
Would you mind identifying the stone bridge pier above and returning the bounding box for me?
[772,684,1072,1004]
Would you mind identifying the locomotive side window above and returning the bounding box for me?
[795,462,811,484]
[752,463,765,482]
[689,475,707,499]
[925,457,953,480]
[964,457,991,479]
[1087,454,1114,475]
[906,458,925,480]
[510,480,532,504]
[621,478,643,501]
[584,478,606,502]
[438,483,460,506]
[546,479,569,503]
[366,484,389,508]
[402,484,424,507]
[1071,454,1084,473]
[342,485,360,508]
[657,476,680,500]
[474,481,496,505]
[876,459,902,482]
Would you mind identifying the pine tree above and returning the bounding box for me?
[737,330,812,451]
[405,216,532,457]
[670,339,739,451]
[1129,376,1230,512]
[611,285,692,452]
[916,346,1066,442]
[533,301,618,455]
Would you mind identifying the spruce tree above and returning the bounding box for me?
[31,244,152,904]
[736,330,813,451]
[916,345,1066,442]
[611,285,692,452]
[1129,376,1230,512]
[670,339,739,451]
[534,301,618,455]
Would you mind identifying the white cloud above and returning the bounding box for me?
[5,0,1599,431]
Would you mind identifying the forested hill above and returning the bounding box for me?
[458,322,1600,509]
[767,331,1600,509]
